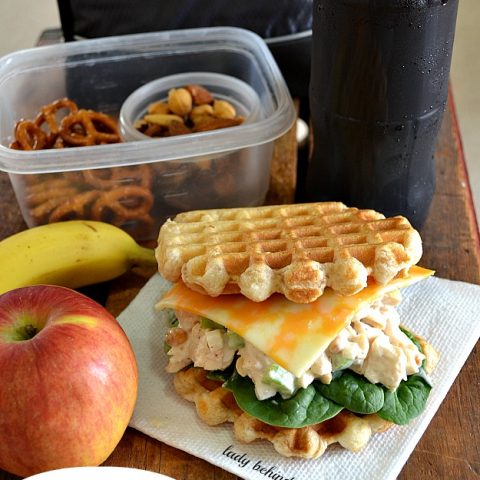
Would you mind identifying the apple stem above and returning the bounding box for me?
[22,324,38,339]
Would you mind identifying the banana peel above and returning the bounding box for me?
[0,220,157,295]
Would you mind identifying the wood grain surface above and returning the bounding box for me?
[0,93,478,480]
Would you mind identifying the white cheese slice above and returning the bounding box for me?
[156,266,433,377]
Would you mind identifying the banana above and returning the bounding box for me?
[0,220,157,295]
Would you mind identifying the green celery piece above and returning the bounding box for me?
[227,331,245,349]
[200,317,225,330]
[262,364,296,397]
[331,353,354,372]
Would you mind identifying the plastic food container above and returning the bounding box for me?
[120,72,261,142]
[0,27,295,242]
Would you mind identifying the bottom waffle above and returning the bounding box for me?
[174,367,393,459]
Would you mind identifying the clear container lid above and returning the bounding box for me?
[0,27,296,174]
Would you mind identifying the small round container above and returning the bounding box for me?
[120,72,261,142]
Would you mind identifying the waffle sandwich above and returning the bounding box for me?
[156,202,422,303]
[155,202,437,458]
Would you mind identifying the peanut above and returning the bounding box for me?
[168,88,193,116]
[136,84,244,138]
[213,99,236,119]
[144,113,184,126]
[147,101,170,115]
[191,104,214,118]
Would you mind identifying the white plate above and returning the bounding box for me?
[25,466,174,480]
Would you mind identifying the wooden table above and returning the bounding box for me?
[0,90,479,479]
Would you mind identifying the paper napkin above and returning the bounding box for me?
[117,274,480,480]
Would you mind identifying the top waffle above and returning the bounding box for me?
[156,202,423,303]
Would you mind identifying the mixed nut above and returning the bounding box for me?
[134,84,245,137]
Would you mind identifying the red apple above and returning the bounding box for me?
[0,285,138,477]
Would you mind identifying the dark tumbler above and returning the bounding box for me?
[306,0,459,228]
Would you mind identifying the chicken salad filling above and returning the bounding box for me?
[163,291,426,401]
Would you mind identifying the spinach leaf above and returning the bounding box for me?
[400,327,421,351]
[206,361,236,383]
[206,370,231,382]
[224,371,343,428]
[378,374,432,425]
[162,308,179,328]
[399,326,428,369]
[316,371,385,414]
[415,367,433,388]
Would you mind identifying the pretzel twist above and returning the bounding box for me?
[10,98,155,240]
[26,178,72,194]
[82,164,152,190]
[48,191,100,222]
[60,109,121,146]
[9,99,121,150]
[14,121,48,150]
[34,97,79,145]
[29,195,72,223]
[91,185,154,222]
[26,186,78,208]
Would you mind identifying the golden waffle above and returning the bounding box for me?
[172,335,437,459]
[156,202,422,303]
[174,367,393,459]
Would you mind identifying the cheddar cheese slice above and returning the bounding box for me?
[156,266,433,377]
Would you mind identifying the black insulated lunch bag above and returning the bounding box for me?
[57,0,313,98]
